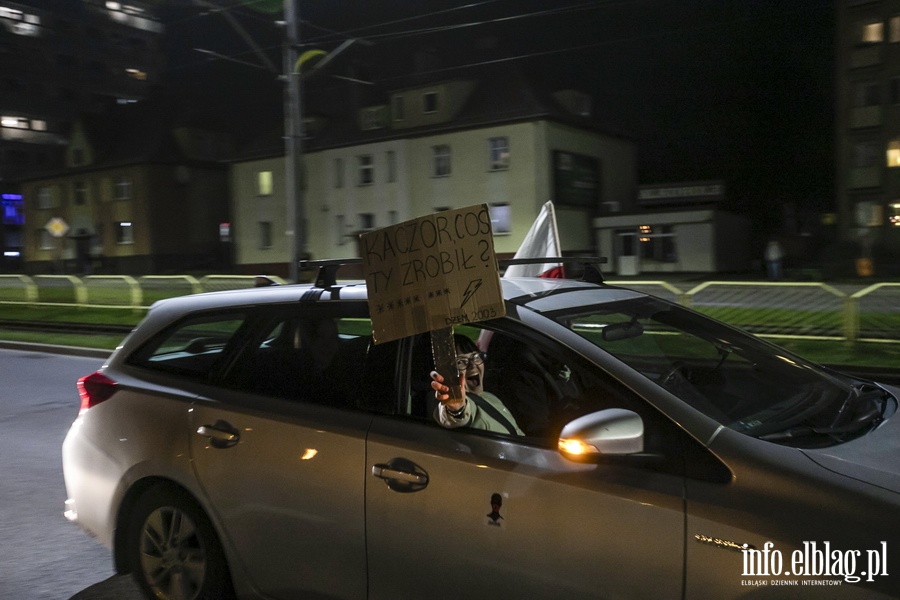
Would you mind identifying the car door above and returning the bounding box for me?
[188,306,389,600]
[365,327,686,599]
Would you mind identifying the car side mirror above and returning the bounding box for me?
[558,408,644,461]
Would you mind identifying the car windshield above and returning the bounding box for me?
[552,295,890,448]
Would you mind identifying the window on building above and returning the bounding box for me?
[638,225,677,263]
[860,20,884,44]
[359,213,375,230]
[386,150,397,182]
[334,158,344,188]
[257,171,273,196]
[38,229,54,250]
[423,91,438,113]
[891,16,900,42]
[854,82,880,107]
[489,203,511,234]
[36,186,54,209]
[116,221,134,245]
[887,141,900,167]
[259,221,272,249]
[74,181,88,205]
[358,154,374,185]
[388,210,398,225]
[114,176,132,201]
[853,141,878,168]
[432,144,451,177]
[393,95,404,121]
[890,202,900,227]
[336,214,345,245]
[488,137,510,170]
[891,78,900,104]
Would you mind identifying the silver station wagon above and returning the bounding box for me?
[63,265,900,600]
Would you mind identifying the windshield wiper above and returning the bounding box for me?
[759,386,887,443]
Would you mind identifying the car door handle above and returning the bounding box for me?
[371,459,429,493]
[372,465,427,484]
[197,420,240,449]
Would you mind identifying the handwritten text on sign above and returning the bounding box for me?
[361,204,505,344]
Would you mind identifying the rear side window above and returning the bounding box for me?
[127,312,247,379]
[223,313,398,413]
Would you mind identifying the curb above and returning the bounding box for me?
[0,341,112,360]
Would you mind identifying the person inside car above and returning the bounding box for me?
[430,334,524,435]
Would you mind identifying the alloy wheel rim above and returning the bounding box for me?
[139,506,207,600]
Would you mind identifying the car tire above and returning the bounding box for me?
[126,485,234,600]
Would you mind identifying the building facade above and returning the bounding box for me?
[231,73,637,276]
[837,0,900,254]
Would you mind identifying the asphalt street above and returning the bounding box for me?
[0,347,143,600]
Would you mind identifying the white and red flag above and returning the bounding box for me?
[502,200,565,279]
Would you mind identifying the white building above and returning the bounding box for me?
[230,69,638,277]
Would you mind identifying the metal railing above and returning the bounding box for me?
[1,274,898,344]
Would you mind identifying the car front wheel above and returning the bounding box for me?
[127,485,233,600]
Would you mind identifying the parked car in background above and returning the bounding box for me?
[63,267,900,600]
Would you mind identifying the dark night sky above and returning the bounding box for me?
[161,0,835,231]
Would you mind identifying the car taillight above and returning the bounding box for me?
[77,371,118,412]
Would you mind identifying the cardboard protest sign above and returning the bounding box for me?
[361,204,506,344]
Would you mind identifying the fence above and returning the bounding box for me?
[0,274,898,344]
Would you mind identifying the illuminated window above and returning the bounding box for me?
[31,119,46,131]
[488,137,509,170]
[861,21,884,44]
[116,222,134,245]
[357,154,373,185]
[257,171,273,196]
[432,144,451,177]
[423,91,438,113]
[489,203,511,234]
[114,176,132,200]
[125,68,147,81]
[887,141,900,167]
[890,203,900,227]
[638,225,677,263]
[891,16,900,42]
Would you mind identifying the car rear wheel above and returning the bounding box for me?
[127,486,234,600]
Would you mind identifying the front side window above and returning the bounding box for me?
[558,296,887,448]
[334,158,344,188]
[432,144,451,177]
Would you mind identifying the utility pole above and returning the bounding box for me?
[283,0,305,282]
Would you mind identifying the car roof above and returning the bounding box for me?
[147,276,646,318]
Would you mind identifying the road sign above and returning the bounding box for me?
[45,217,69,238]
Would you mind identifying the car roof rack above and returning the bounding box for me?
[299,258,363,287]
[300,256,608,288]
[498,256,607,283]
